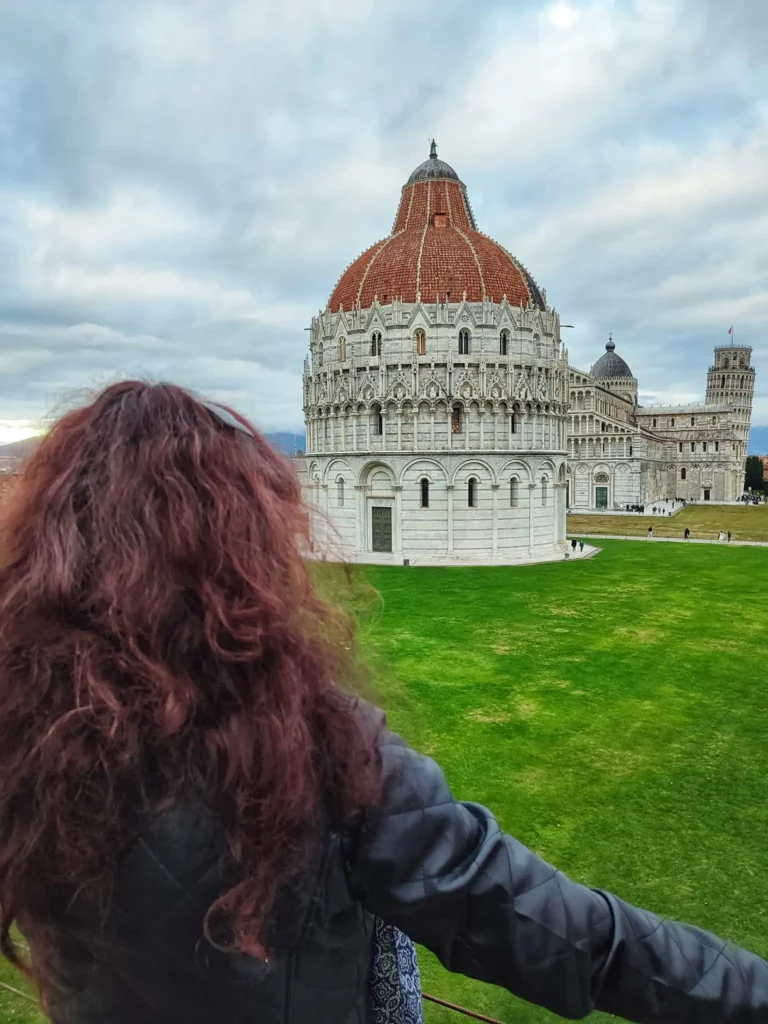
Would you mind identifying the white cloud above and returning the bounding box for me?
[0,0,767,437]
[548,2,579,29]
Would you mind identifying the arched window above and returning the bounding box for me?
[317,343,324,367]
[541,477,548,506]
[670,417,675,426]
[510,410,517,434]
[458,329,470,355]
[451,404,462,434]
[338,337,347,361]
[652,418,657,427]
[500,329,509,356]
[371,331,382,357]
[372,404,383,436]
[468,477,477,508]
[420,478,429,508]
[690,416,695,426]
[510,478,519,507]
[415,328,426,356]
[681,467,687,481]
[337,477,345,507]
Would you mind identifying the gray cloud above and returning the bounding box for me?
[0,0,766,437]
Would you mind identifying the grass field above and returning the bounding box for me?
[3,540,768,1023]
[361,541,768,1022]
[568,502,768,542]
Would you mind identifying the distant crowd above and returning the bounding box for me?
[620,499,686,516]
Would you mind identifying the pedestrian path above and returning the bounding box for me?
[569,532,768,548]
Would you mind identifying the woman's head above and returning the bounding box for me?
[0,381,379,995]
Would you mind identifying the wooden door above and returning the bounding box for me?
[371,506,392,552]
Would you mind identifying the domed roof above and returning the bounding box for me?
[328,142,545,311]
[406,139,461,184]
[591,339,634,380]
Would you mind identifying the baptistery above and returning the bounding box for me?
[302,143,569,564]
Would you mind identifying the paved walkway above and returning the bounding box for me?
[573,500,684,518]
[569,532,768,548]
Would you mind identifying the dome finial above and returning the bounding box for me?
[430,138,437,159]
[606,332,615,352]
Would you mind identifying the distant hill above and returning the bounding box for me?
[0,432,306,459]
[0,436,43,458]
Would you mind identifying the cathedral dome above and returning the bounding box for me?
[406,140,461,183]
[328,142,545,312]
[591,339,634,380]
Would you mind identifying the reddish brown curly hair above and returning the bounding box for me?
[0,381,380,1003]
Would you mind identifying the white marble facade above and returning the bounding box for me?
[567,341,755,509]
[302,299,569,564]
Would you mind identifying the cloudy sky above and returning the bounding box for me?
[1,0,767,443]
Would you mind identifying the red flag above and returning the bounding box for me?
[728,325,733,335]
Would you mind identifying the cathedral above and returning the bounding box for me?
[567,337,754,509]
[301,145,754,564]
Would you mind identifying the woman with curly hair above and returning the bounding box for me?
[0,380,766,1024]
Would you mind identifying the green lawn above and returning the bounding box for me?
[0,941,40,1024]
[360,541,768,1022]
[568,502,768,541]
[4,540,768,1023]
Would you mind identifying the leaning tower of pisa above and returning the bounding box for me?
[706,343,755,472]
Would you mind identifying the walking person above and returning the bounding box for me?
[728,531,732,543]
[0,381,766,1024]
[571,537,578,553]
[719,530,726,543]
[579,540,584,553]
[684,528,691,541]
[647,526,653,539]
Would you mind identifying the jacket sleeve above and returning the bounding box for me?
[344,728,768,1022]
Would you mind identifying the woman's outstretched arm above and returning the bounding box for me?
[345,727,768,1023]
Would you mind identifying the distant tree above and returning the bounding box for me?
[745,455,764,491]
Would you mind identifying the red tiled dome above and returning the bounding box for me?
[328,146,544,312]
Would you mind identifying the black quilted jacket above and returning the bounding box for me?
[46,718,768,1023]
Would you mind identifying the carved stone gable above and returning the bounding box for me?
[419,370,448,401]
[387,370,412,401]
[486,372,508,402]
[357,372,379,403]
[514,370,532,401]
[454,369,479,401]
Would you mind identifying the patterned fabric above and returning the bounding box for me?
[369,917,423,1024]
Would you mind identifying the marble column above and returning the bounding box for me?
[491,483,500,556]
[394,485,403,556]
[447,484,454,553]
[528,482,536,556]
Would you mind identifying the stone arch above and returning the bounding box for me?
[450,458,496,487]
[358,459,396,489]
[322,458,353,486]
[398,457,449,487]
[500,459,533,485]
